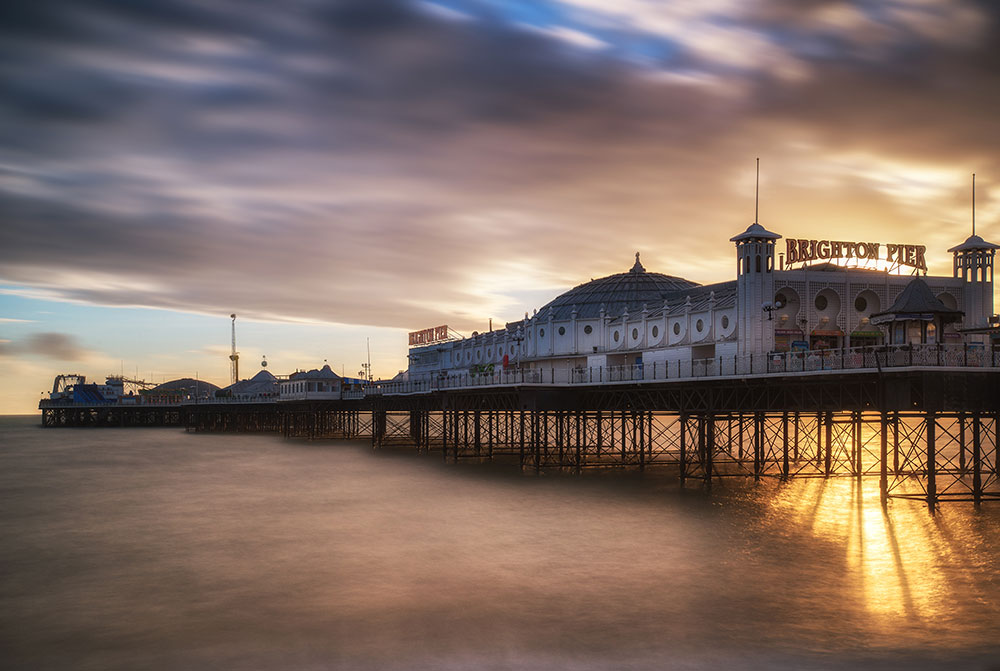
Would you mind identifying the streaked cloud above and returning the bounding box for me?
[0,332,89,361]
[0,0,997,339]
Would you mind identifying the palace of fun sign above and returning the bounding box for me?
[408,325,450,347]
[785,238,927,271]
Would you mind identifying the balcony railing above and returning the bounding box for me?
[370,343,999,396]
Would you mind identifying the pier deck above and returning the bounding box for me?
[39,362,1000,508]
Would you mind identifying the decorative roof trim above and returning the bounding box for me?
[730,222,781,242]
[947,234,1000,252]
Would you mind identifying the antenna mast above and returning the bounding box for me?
[229,314,239,386]
[972,173,976,236]
[754,157,760,225]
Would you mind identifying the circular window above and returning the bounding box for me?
[539,328,545,338]
[696,319,704,332]
[775,292,787,307]
[722,315,730,329]
[632,328,639,340]
[558,326,565,336]
[651,325,659,338]
[613,331,620,342]
[854,296,867,312]
[673,323,681,336]
[815,294,828,311]
[584,325,592,335]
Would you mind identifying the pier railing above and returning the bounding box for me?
[371,343,999,395]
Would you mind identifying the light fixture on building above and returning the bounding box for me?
[762,300,783,321]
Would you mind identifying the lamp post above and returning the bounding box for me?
[511,327,524,369]
[761,300,782,321]
[762,300,783,359]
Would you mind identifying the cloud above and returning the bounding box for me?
[0,332,88,361]
[0,0,998,332]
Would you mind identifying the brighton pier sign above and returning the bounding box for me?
[785,238,926,271]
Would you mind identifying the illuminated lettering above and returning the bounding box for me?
[886,244,900,264]
[781,239,926,270]
[409,325,451,347]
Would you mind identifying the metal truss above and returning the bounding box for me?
[40,368,1000,507]
[884,413,1000,507]
[41,406,183,428]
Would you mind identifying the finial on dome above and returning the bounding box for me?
[631,252,645,273]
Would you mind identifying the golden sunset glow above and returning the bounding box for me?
[2,0,999,412]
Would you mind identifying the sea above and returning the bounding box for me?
[1,415,998,670]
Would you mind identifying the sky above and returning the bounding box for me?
[1,0,999,413]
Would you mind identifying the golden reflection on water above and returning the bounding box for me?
[766,478,956,632]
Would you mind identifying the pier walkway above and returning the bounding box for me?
[39,344,1000,508]
[370,343,999,395]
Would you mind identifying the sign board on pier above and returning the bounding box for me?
[409,325,450,347]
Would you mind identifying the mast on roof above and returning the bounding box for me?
[229,314,239,385]
[755,157,760,225]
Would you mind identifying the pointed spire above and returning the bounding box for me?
[630,252,645,273]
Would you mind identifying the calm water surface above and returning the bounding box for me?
[1,415,998,670]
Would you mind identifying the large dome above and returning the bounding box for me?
[536,254,700,321]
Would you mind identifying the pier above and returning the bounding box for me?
[39,347,1000,509]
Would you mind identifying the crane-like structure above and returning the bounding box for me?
[229,313,240,386]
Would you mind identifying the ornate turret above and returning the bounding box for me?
[731,160,782,354]
[948,175,998,334]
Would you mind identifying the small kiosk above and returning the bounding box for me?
[869,278,963,345]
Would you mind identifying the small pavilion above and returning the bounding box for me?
[869,278,963,345]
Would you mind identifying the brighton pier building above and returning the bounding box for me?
[406,222,998,382]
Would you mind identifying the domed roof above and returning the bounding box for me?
[149,378,220,394]
[730,222,781,242]
[948,234,999,253]
[535,253,700,321]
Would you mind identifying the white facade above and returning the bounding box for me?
[406,226,996,381]
[279,364,347,401]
